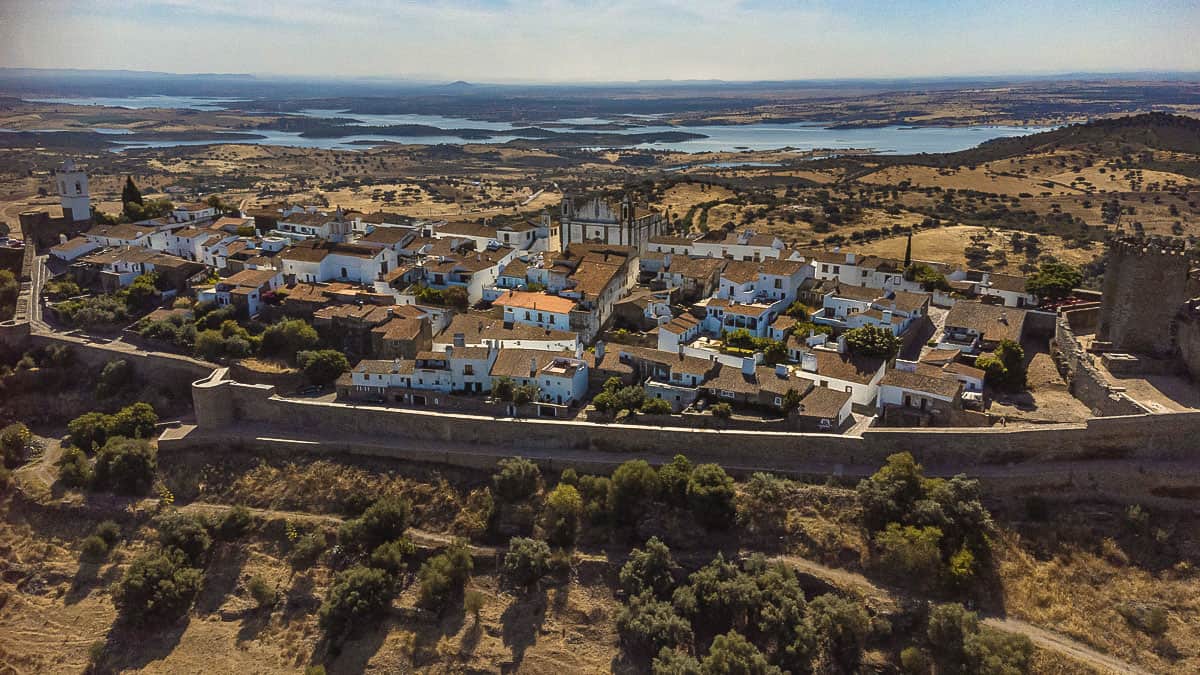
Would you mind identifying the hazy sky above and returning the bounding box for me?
[1,0,1197,82]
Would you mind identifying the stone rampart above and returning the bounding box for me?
[189,368,1200,473]
[30,332,216,395]
[1052,307,1149,417]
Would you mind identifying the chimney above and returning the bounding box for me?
[775,364,789,378]
[575,342,583,359]
[530,357,538,377]
[836,334,848,354]
[846,252,857,264]
[59,233,68,244]
[741,356,756,376]
[445,345,454,359]
[387,307,394,317]
[595,340,606,361]
[453,332,466,348]
[391,357,400,373]
[801,351,818,373]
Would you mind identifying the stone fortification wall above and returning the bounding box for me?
[29,332,216,395]
[189,369,1200,474]
[1053,307,1149,417]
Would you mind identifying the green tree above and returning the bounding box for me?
[319,565,397,641]
[369,537,416,575]
[616,592,693,658]
[0,422,32,468]
[492,457,541,502]
[121,176,144,209]
[686,463,736,529]
[844,324,900,359]
[0,270,18,320]
[114,547,203,625]
[1026,262,1082,301]
[806,593,870,673]
[297,349,349,385]
[642,397,673,415]
[620,537,678,599]
[964,628,1033,675]
[544,482,583,546]
[340,495,412,551]
[417,539,473,610]
[93,437,157,495]
[108,402,159,439]
[57,446,93,487]
[903,231,913,267]
[699,630,781,675]
[156,511,213,565]
[873,523,944,585]
[927,603,979,671]
[657,454,693,507]
[610,460,661,524]
[503,536,551,587]
[95,359,134,399]
[856,452,926,531]
[259,319,320,359]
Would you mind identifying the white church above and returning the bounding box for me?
[559,193,665,252]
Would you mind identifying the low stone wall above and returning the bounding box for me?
[190,369,1200,474]
[1052,307,1149,416]
[30,331,216,396]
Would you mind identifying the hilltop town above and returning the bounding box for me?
[2,112,1200,674]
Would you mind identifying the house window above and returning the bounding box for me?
[774,279,782,288]
[720,390,734,399]
[846,386,853,393]
[833,265,840,274]
[774,396,782,406]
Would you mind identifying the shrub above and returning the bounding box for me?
[1116,602,1169,636]
[216,506,253,540]
[156,511,212,564]
[464,589,485,621]
[806,593,870,673]
[80,535,110,562]
[369,537,416,575]
[686,463,736,529]
[544,482,583,546]
[248,575,277,607]
[57,446,93,488]
[108,402,159,439]
[0,422,31,468]
[319,565,397,640]
[620,537,678,599]
[492,457,541,502]
[610,460,661,524]
[0,465,8,493]
[963,628,1033,675]
[95,359,134,399]
[114,547,203,625]
[844,324,901,359]
[503,537,552,587]
[927,603,979,669]
[617,592,694,659]
[657,454,693,507]
[900,646,932,674]
[297,349,349,385]
[95,520,121,546]
[340,496,412,551]
[700,630,781,674]
[291,532,326,569]
[641,397,672,415]
[710,402,733,419]
[873,523,944,585]
[417,539,474,610]
[259,319,320,359]
[93,437,157,495]
[1026,261,1082,301]
[68,412,110,451]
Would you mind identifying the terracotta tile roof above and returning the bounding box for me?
[721,260,760,285]
[569,259,623,297]
[494,290,577,314]
[222,268,279,288]
[944,301,1027,344]
[440,313,576,343]
[371,316,426,341]
[810,349,885,385]
[723,303,774,317]
[666,256,725,279]
[796,386,851,419]
[355,359,415,375]
[987,273,1029,294]
[361,228,413,245]
[660,313,700,335]
[881,369,962,399]
[920,348,962,365]
[489,349,561,379]
[759,258,807,276]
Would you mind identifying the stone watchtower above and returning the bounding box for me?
[56,159,91,223]
[1095,235,1200,359]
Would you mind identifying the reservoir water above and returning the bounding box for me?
[17,97,1050,155]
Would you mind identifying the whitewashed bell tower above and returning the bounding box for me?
[57,159,90,223]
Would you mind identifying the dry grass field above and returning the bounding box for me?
[855,225,1100,274]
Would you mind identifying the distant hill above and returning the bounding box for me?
[896,113,1200,167]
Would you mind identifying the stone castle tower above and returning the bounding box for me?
[56,159,90,223]
[1096,235,1200,360]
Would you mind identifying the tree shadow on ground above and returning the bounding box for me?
[323,618,391,675]
[500,585,548,673]
[237,604,275,643]
[65,558,121,606]
[193,543,248,615]
[98,617,189,673]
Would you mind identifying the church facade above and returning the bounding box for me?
[559,193,664,252]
